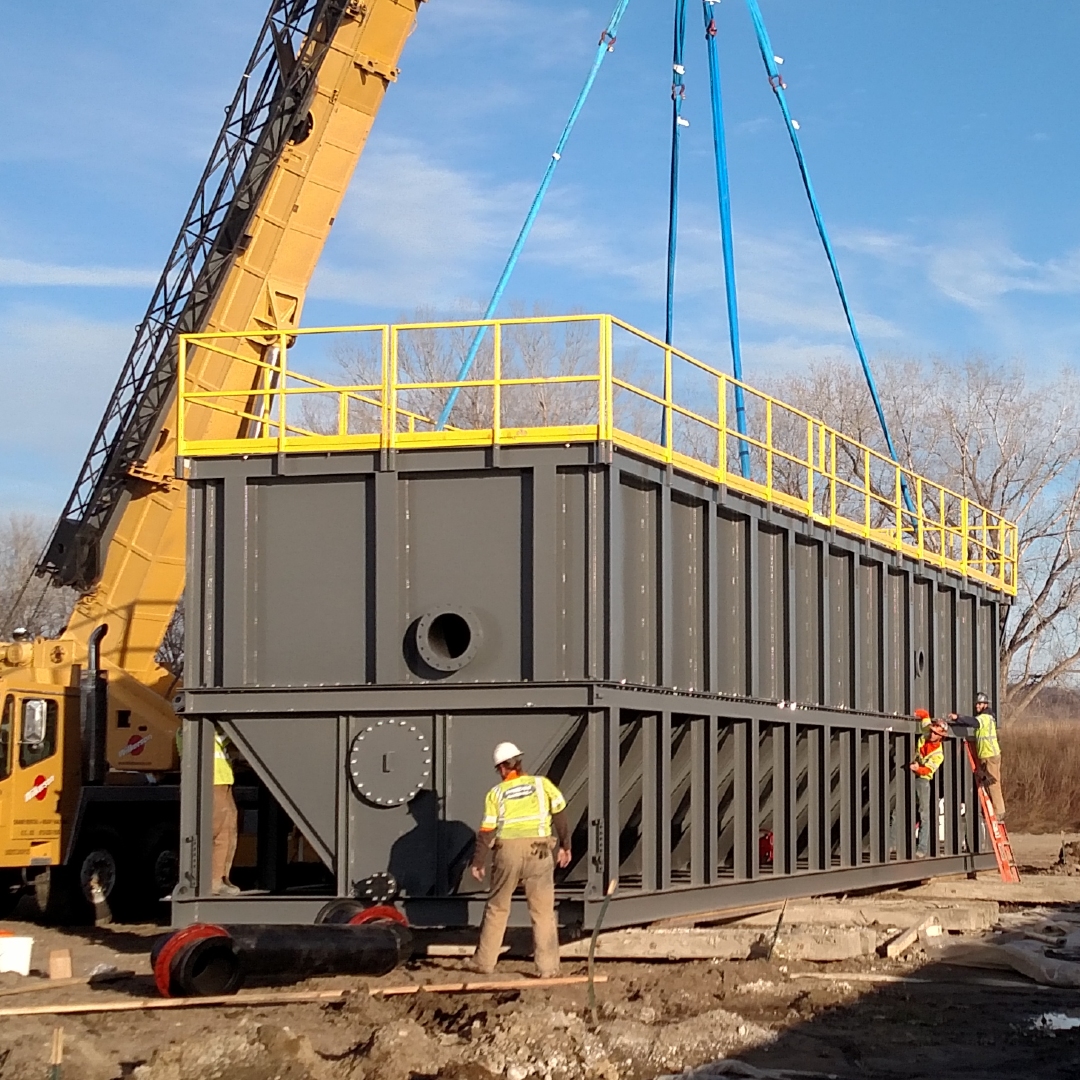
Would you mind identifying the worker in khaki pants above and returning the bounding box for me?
[467,742,572,978]
[177,726,240,895]
[211,732,240,895]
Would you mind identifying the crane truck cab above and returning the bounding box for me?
[0,631,183,921]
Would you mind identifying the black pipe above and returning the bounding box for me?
[153,921,412,997]
[80,624,109,784]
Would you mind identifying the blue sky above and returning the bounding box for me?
[3,0,1080,516]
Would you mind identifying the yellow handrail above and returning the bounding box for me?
[177,314,1018,595]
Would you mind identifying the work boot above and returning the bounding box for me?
[213,880,241,896]
[463,960,495,976]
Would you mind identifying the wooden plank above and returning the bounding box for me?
[650,901,783,929]
[0,975,607,1018]
[884,916,938,959]
[0,989,353,1018]
[788,972,1048,990]
[0,971,136,999]
[377,975,605,997]
[48,951,72,981]
[425,944,509,958]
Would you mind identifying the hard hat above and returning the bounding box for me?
[493,741,522,768]
[929,718,949,738]
[975,691,990,707]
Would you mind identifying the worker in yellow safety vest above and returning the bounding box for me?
[910,711,948,859]
[467,742,572,978]
[950,691,1005,822]
[175,727,240,895]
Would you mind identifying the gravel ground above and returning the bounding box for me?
[0,846,1077,1080]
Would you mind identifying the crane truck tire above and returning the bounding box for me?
[141,825,180,905]
[34,828,130,924]
[0,870,22,918]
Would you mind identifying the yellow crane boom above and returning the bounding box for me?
[38,0,424,768]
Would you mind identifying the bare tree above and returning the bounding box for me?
[769,356,1080,714]
[0,514,75,640]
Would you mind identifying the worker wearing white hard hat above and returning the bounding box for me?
[467,742,571,978]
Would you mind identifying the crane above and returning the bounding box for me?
[0,0,423,919]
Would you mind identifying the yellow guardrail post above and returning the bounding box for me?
[916,476,925,561]
[765,398,773,500]
[177,336,187,457]
[493,320,502,446]
[664,345,673,464]
[601,315,613,443]
[829,430,837,527]
[960,496,969,578]
[805,418,814,519]
[895,464,903,550]
[277,331,288,456]
[939,487,947,562]
[979,507,988,580]
[863,446,871,537]
[1007,520,1012,588]
[389,325,399,453]
[380,326,390,449]
[717,375,727,483]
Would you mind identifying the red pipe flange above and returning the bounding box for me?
[153,923,231,998]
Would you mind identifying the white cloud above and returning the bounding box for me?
[311,138,532,309]
[838,226,1080,312]
[0,257,156,288]
[312,138,901,369]
[0,305,129,515]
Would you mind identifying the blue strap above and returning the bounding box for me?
[665,0,688,347]
[743,0,913,512]
[703,2,751,479]
[436,0,633,431]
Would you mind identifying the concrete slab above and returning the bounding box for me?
[901,877,1080,904]
[560,926,878,962]
[726,899,998,932]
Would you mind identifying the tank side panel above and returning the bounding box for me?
[716,511,750,697]
[955,593,975,712]
[555,469,588,681]
[827,549,853,709]
[437,712,587,896]
[186,479,223,690]
[911,579,932,713]
[934,585,956,716]
[885,568,908,715]
[670,494,707,691]
[857,560,882,713]
[247,478,370,687]
[977,599,996,704]
[619,476,660,686]
[756,526,787,702]
[793,537,822,706]
[400,471,525,683]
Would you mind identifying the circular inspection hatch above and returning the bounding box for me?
[348,719,431,807]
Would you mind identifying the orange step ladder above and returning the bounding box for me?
[964,742,1019,883]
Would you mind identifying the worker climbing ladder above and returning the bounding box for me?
[964,742,1020,884]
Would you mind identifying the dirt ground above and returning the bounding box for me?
[0,836,1078,1080]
